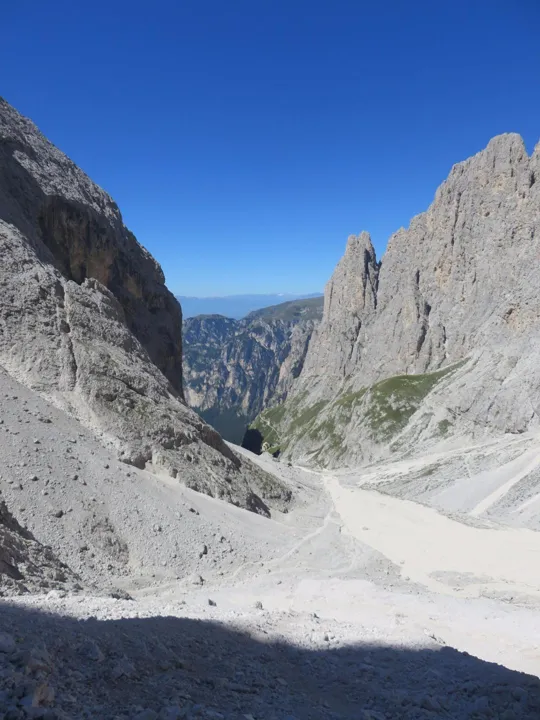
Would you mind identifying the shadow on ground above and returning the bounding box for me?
[0,599,539,719]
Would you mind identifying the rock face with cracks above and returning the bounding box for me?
[0,96,290,514]
[253,134,540,470]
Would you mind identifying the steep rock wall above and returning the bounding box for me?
[254,134,540,468]
[0,97,290,513]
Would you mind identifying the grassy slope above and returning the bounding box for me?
[251,360,467,461]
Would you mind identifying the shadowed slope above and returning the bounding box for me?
[0,600,539,719]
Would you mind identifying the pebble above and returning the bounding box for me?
[26,647,52,673]
[421,695,441,711]
[32,683,55,707]
[80,639,104,662]
[111,657,136,680]
[471,695,490,713]
[159,708,185,720]
[134,711,158,720]
[0,631,16,653]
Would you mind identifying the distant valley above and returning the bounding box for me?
[178,292,322,319]
[183,296,323,442]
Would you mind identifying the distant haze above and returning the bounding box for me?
[178,293,323,320]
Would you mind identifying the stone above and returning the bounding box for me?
[26,647,52,674]
[0,501,79,595]
[134,712,158,720]
[32,683,55,707]
[0,631,16,653]
[111,656,136,680]
[421,696,441,711]
[80,639,104,662]
[159,708,185,720]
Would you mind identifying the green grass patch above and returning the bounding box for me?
[289,400,329,433]
[262,402,288,425]
[364,360,466,441]
[335,387,367,409]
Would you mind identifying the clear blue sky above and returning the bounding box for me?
[3,1,539,295]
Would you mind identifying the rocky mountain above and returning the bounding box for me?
[253,133,540,469]
[183,297,323,443]
[0,96,290,515]
[1,104,540,720]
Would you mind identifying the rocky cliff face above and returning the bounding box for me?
[0,97,290,513]
[253,134,540,467]
[183,297,323,443]
[300,232,379,382]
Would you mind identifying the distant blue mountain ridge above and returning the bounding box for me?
[177,293,323,319]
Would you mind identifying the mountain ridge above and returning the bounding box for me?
[0,96,290,515]
[252,132,540,481]
[178,292,323,319]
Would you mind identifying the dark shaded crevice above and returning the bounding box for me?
[362,248,380,310]
[416,324,428,355]
[450,192,462,247]
[415,301,431,356]
[241,427,264,455]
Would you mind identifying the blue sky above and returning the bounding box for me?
[2,1,540,295]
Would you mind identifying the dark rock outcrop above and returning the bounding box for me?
[0,500,81,596]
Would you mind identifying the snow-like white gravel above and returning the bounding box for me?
[2,377,540,718]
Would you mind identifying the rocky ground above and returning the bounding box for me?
[0,367,297,596]
[2,376,540,718]
[1,590,539,720]
[353,431,540,531]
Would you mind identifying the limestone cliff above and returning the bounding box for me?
[253,134,540,468]
[183,297,322,443]
[0,97,290,513]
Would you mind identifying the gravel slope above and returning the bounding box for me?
[0,368,298,594]
[2,380,540,718]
